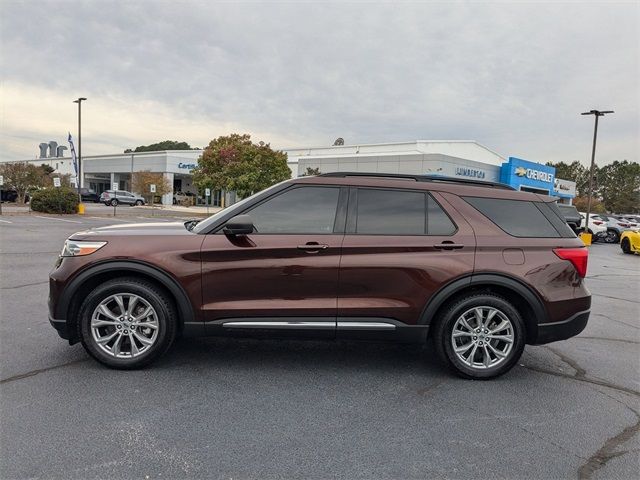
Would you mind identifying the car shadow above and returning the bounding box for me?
[155,335,445,377]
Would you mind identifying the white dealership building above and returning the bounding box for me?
[2,140,575,205]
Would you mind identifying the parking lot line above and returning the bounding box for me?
[33,215,82,224]
[88,216,132,222]
[0,218,13,224]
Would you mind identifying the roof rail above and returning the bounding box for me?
[318,172,515,190]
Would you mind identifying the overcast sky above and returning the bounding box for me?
[1,0,638,166]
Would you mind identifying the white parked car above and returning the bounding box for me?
[579,212,608,236]
[580,213,631,243]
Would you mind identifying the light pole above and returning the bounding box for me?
[581,109,613,233]
[73,97,87,202]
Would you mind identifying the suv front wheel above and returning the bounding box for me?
[77,278,177,369]
[433,293,526,379]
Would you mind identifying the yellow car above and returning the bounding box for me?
[620,229,640,255]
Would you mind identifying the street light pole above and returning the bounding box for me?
[73,97,87,201]
[581,109,613,233]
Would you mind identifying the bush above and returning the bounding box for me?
[30,187,79,214]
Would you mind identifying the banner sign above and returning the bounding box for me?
[68,133,78,175]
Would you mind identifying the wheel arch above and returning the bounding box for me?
[420,273,546,344]
[58,260,196,344]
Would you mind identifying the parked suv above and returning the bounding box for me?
[79,188,100,203]
[100,190,145,206]
[557,204,582,234]
[49,173,591,379]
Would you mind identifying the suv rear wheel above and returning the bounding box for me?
[77,278,177,369]
[433,293,526,379]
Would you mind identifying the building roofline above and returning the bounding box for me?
[84,150,203,159]
[1,149,204,163]
[283,140,505,159]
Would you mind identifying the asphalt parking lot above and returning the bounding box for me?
[1,213,638,479]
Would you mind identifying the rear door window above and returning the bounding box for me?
[463,197,572,238]
[356,189,425,234]
[427,194,457,235]
[353,188,456,235]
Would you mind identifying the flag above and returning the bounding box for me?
[68,132,78,175]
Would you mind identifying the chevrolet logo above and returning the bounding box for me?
[515,166,527,177]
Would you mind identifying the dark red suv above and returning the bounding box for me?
[49,173,591,378]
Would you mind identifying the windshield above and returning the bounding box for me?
[191,181,288,234]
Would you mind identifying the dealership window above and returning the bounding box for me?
[519,186,550,195]
[247,186,340,234]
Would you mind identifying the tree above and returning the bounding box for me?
[0,162,46,203]
[40,164,55,175]
[301,166,321,176]
[551,159,640,213]
[572,196,606,213]
[597,161,640,213]
[124,140,196,153]
[131,170,172,203]
[192,133,291,199]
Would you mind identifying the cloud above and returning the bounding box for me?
[1,0,637,165]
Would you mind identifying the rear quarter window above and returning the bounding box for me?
[463,197,574,238]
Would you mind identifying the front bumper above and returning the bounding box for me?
[535,309,590,344]
[49,314,72,341]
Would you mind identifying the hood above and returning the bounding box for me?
[70,221,195,239]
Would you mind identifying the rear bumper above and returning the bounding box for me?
[534,309,590,344]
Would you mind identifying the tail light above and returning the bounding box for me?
[593,221,603,225]
[554,248,588,278]
[619,223,629,227]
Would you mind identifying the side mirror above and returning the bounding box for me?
[223,214,254,235]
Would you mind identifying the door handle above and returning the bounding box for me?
[297,243,329,252]
[433,242,464,250]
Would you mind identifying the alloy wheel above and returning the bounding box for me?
[450,306,514,370]
[90,293,159,359]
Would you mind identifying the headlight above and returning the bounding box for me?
[61,240,107,257]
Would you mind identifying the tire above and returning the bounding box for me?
[432,293,526,379]
[621,238,632,254]
[135,200,144,206]
[604,229,619,243]
[77,277,177,369]
[110,199,119,207]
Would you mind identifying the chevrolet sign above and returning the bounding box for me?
[515,166,553,182]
